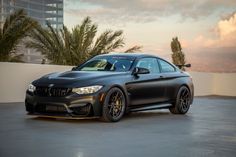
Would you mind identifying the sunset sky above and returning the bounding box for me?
[64,0,236,72]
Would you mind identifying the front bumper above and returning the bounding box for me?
[25,91,104,117]
[27,113,100,120]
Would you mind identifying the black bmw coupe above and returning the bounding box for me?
[25,53,194,122]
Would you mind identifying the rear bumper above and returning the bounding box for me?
[25,91,104,117]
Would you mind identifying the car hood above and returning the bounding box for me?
[33,71,127,87]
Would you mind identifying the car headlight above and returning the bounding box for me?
[72,85,103,94]
[28,84,36,92]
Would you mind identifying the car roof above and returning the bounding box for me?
[97,53,159,59]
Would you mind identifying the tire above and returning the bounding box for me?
[101,87,126,122]
[169,86,191,114]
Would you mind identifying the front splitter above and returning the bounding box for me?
[27,113,100,120]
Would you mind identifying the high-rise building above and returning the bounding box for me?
[0,0,64,63]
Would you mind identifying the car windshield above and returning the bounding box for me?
[77,56,134,72]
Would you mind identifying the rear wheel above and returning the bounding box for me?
[101,87,126,122]
[169,86,191,114]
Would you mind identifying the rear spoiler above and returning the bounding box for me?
[175,64,191,69]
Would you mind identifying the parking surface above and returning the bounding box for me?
[0,96,236,157]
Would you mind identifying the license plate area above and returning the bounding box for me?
[45,105,66,112]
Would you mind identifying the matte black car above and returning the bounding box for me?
[25,53,194,122]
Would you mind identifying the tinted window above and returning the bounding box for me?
[136,58,160,73]
[78,56,134,72]
[158,59,175,72]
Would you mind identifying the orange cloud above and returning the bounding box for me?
[217,12,236,46]
[192,12,236,48]
[182,12,236,72]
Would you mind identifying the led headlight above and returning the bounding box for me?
[28,84,36,92]
[72,85,103,94]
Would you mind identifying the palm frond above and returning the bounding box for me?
[91,30,124,56]
[124,45,142,53]
[0,9,38,62]
[27,16,125,65]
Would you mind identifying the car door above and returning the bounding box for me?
[126,57,168,106]
[157,58,180,101]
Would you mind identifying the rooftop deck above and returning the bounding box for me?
[0,96,235,157]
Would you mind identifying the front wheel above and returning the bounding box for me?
[169,86,191,114]
[101,87,126,122]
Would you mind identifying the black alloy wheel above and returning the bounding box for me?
[169,86,191,114]
[102,87,126,122]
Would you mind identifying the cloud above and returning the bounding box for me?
[217,12,236,46]
[192,12,236,48]
[65,0,236,24]
[182,12,236,72]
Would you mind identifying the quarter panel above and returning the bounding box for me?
[163,71,193,102]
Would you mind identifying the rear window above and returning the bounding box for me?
[158,59,175,73]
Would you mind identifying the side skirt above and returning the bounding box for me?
[130,103,172,112]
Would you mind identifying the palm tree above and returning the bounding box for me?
[0,9,38,62]
[26,17,126,65]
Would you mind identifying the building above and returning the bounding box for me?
[0,0,64,63]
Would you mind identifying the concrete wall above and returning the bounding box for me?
[190,72,236,97]
[190,72,215,96]
[213,73,236,96]
[0,62,72,103]
[0,62,235,102]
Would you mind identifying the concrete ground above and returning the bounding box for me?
[0,96,236,157]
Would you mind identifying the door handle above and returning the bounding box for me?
[160,75,165,79]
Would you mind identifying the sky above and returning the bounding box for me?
[64,0,236,72]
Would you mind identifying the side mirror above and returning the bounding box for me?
[71,67,77,71]
[132,67,150,76]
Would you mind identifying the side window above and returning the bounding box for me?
[158,59,175,73]
[136,58,160,74]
